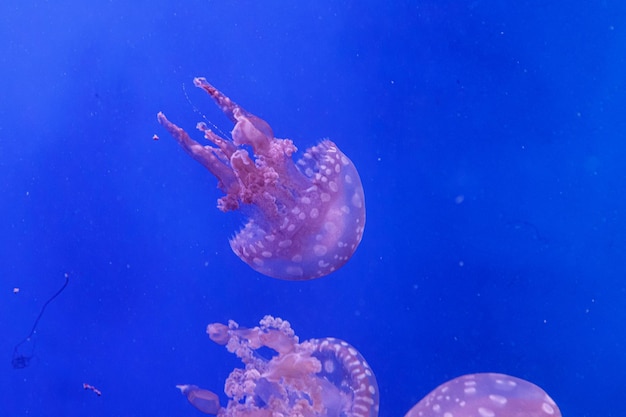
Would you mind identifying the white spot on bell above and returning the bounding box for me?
[495,378,517,388]
[314,244,328,256]
[324,222,338,233]
[489,394,507,406]
[542,403,555,415]
[478,407,495,417]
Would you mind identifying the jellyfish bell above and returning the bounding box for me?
[404,373,561,417]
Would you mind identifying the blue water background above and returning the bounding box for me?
[1,1,625,416]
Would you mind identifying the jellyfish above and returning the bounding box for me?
[157,78,365,280]
[177,316,378,417]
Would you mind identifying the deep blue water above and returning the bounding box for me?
[1,1,625,416]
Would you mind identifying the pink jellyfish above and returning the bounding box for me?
[177,316,379,417]
[157,79,366,280]
[404,373,562,417]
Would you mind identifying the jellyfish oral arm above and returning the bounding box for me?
[156,112,239,199]
[177,384,221,415]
